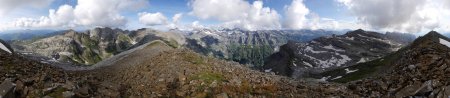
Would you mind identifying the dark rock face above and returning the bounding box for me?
[263,29,416,79]
[262,41,297,76]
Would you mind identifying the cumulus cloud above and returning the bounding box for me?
[9,0,149,28]
[138,12,169,26]
[12,5,74,28]
[74,0,148,27]
[284,0,310,29]
[0,0,54,15]
[172,13,183,23]
[189,0,281,30]
[336,0,450,33]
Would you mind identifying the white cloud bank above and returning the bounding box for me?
[337,0,450,33]
[284,0,309,29]
[138,12,169,26]
[189,0,364,31]
[189,0,281,30]
[0,0,54,15]
[7,0,149,29]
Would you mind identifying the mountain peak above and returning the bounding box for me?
[408,31,450,52]
[422,30,445,39]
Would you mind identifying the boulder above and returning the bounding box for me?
[0,80,16,98]
[62,91,75,98]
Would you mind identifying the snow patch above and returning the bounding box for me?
[323,44,344,52]
[303,61,313,67]
[304,46,327,53]
[346,37,354,40]
[345,68,358,74]
[304,52,351,68]
[59,52,73,56]
[0,42,12,54]
[356,58,367,63]
[319,76,331,82]
[439,38,450,48]
[331,76,342,80]
[264,69,272,73]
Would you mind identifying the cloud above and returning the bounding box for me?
[172,13,183,23]
[8,0,149,29]
[284,0,310,29]
[336,0,450,33]
[189,0,249,21]
[12,5,75,28]
[189,0,281,30]
[74,0,148,27]
[0,0,54,15]
[138,12,169,26]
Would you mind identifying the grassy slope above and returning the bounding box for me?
[319,46,408,83]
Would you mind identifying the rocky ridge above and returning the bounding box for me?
[11,27,184,66]
[341,31,450,97]
[263,29,415,78]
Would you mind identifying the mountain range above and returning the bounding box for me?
[10,27,183,66]
[262,29,416,79]
[3,28,450,97]
[9,28,340,66]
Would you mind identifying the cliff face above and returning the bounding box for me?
[263,29,416,79]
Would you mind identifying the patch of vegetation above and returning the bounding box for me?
[321,47,406,83]
[183,53,205,65]
[47,87,67,98]
[117,33,132,42]
[163,39,179,48]
[146,41,164,48]
[81,48,102,65]
[80,35,98,49]
[227,44,274,66]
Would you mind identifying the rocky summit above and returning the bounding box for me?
[262,29,415,79]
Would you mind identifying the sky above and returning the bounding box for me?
[0,0,449,34]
